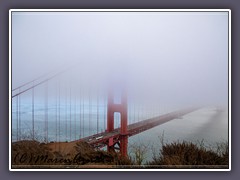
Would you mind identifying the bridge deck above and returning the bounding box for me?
[72,107,199,148]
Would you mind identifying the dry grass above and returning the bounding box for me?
[12,140,132,168]
[12,139,229,169]
[148,141,229,167]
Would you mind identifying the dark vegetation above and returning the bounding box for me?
[147,141,229,168]
[12,140,228,168]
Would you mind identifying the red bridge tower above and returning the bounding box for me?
[107,89,128,157]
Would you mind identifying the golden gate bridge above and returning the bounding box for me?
[11,70,200,157]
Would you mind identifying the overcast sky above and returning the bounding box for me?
[11,11,229,106]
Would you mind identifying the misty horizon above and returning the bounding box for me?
[12,11,229,107]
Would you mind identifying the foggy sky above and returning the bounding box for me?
[11,11,229,106]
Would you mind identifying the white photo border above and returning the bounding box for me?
[9,9,231,171]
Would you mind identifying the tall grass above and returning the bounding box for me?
[148,141,228,167]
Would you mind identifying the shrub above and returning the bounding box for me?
[148,141,229,166]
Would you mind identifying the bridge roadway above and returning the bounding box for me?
[72,107,200,148]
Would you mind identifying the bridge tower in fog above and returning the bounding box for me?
[107,89,128,157]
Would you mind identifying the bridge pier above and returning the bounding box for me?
[119,135,128,157]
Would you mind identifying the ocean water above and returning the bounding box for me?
[11,100,179,142]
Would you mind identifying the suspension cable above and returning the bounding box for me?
[97,92,99,134]
[74,94,77,140]
[45,80,48,143]
[16,95,19,141]
[65,87,68,141]
[32,83,35,140]
[89,91,91,136]
[83,91,85,137]
[70,88,72,141]
[79,89,82,138]
[19,90,21,140]
[58,82,61,144]
[12,71,65,98]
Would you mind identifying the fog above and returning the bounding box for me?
[12,11,229,107]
